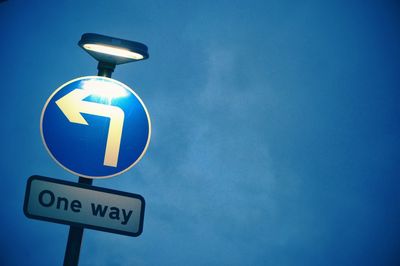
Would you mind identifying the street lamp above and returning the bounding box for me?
[62,33,150,266]
[78,33,149,77]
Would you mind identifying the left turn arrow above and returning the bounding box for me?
[55,89,125,167]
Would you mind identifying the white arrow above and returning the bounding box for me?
[55,89,125,167]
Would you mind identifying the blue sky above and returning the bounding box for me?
[1,1,399,265]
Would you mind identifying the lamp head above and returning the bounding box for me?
[78,33,149,65]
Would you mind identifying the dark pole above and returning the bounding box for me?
[63,177,92,266]
[63,62,114,266]
[97,62,115,77]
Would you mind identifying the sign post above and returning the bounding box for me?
[64,61,112,266]
[24,33,151,266]
[64,177,92,266]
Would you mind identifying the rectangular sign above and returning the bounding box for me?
[24,175,145,237]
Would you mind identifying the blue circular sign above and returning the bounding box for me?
[40,76,151,178]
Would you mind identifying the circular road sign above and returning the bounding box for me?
[40,76,151,178]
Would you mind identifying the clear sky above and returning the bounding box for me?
[1,1,399,265]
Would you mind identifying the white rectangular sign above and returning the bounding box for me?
[24,175,145,237]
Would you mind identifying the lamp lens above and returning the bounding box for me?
[83,44,144,60]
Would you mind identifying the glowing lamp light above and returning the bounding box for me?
[82,44,144,61]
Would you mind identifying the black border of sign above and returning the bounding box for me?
[23,175,145,237]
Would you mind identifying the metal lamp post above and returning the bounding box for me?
[64,33,149,266]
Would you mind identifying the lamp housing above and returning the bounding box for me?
[78,33,149,65]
